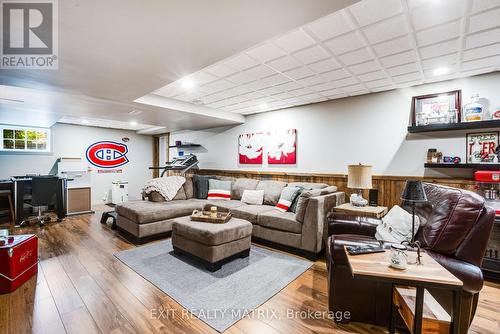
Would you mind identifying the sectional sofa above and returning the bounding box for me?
[115,175,345,258]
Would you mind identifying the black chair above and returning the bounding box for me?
[22,176,59,227]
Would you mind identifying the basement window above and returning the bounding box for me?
[0,125,51,152]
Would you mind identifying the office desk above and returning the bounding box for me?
[11,176,67,225]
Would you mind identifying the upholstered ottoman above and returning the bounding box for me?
[171,216,253,271]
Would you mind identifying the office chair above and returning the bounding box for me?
[22,176,59,227]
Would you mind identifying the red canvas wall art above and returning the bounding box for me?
[238,133,263,164]
[267,129,296,164]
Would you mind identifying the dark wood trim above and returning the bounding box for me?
[152,136,159,178]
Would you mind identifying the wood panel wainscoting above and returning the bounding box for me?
[195,169,477,209]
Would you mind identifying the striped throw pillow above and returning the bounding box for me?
[275,186,301,212]
[207,179,232,200]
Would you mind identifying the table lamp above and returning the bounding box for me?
[401,180,427,264]
[347,164,372,207]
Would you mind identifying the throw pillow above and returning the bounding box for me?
[256,180,287,205]
[375,205,420,243]
[207,179,232,200]
[275,186,302,212]
[193,175,216,199]
[241,189,264,205]
[289,186,305,213]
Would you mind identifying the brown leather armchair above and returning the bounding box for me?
[325,183,495,334]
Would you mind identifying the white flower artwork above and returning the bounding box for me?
[267,129,296,164]
[238,133,263,164]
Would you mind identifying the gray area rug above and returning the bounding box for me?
[114,239,312,332]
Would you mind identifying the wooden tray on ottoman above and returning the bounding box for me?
[190,210,232,224]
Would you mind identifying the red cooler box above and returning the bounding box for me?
[474,170,500,182]
[0,234,38,294]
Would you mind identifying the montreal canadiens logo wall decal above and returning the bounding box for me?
[86,141,129,168]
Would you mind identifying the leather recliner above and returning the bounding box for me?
[325,183,495,334]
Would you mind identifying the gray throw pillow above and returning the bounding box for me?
[193,175,216,199]
[207,179,232,200]
[289,186,305,213]
[276,186,302,212]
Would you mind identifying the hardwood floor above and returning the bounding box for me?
[0,209,499,334]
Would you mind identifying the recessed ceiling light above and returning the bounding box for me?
[181,77,195,89]
[129,121,138,126]
[81,119,90,124]
[433,67,449,76]
[259,103,268,110]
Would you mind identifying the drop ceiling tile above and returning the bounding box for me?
[322,68,351,81]
[419,39,459,59]
[272,92,295,100]
[225,72,255,85]
[224,54,259,71]
[274,29,316,53]
[410,0,465,31]
[175,91,203,102]
[421,53,458,69]
[281,97,304,104]
[240,91,265,100]
[300,92,323,101]
[297,75,329,87]
[289,87,315,97]
[339,83,365,93]
[392,71,423,84]
[275,81,303,92]
[471,0,500,13]
[334,76,358,88]
[223,86,250,97]
[373,35,412,57]
[466,27,500,49]
[243,65,277,79]
[357,70,388,81]
[380,50,416,67]
[262,74,290,86]
[201,92,227,104]
[415,20,461,47]
[422,67,457,78]
[363,15,408,44]
[293,45,330,64]
[200,80,236,94]
[337,48,373,65]
[204,63,237,78]
[309,82,337,92]
[349,89,371,96]
[185,71,218,85]
[370,84,395,92]
[308,58,341,73]
[461,55,500,71]
[349,60,381,75]
[469,7,500,33]
[324,31,365,55]
[349,0,403,27]
[365,78,393,89]
[259,86,284,96]
[284,66,316,80]
[320,88,341,96]
[464,43,500,62]
[267,56,302,72]
[244,80,269,91]
[307,10,354,41]
[246,42,287,63]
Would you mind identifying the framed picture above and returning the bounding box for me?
[267,129,297,164]
[238,133,263,164]
[411,90,461,126]
[466,132,499,163]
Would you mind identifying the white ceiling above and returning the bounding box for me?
[0,0,357,132]
[147,0,500,115]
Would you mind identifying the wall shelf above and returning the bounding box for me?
[168,144,201,149]
[408,120,500,133]
[425,163,500,170]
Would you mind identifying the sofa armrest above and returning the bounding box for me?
[301,191,345,253]
[427,250,484,294]
[325,213,381,238]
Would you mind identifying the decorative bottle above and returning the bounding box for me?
[463,93,484,122]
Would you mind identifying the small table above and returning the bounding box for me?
[345,247,463,334]
[334,203,388,218]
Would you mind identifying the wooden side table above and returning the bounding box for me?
[334,203,388,218]
[345,247,463,334]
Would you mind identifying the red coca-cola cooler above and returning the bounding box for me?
[0,234,38,294]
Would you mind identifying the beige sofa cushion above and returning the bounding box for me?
[256,180,286,205]
[231,204,274,223]
[172,216,252,246]
[116,199,207,224]
[257,210,302,234]
[232,178,259,200]
[205,200,245,211]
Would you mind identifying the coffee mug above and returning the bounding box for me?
[389,244,407,270]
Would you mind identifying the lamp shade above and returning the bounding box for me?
[347,164,372,189]
[401,180,427,202]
